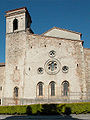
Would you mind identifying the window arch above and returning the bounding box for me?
[13,18,18,31]
[50,81,55,96]
[37,82,43,96]
[62,81,69,96]
[14,86,19,97]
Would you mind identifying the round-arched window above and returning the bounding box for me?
[37,82,43,96]
[49,81,55,96]
[62,81,69,96]
[13,19,18,31]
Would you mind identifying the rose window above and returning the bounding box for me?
[45,59,60,75]
[48,61,57,71]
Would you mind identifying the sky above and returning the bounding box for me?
[0,0,90,63]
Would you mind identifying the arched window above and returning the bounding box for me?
[38,82,43,96]
[50,81,55,96]
[62,81,69,96]
[13,19,18,31]
[14,86,19,97]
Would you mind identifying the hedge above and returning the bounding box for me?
[0,102,90,115]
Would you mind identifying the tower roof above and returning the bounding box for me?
[5,7,32,23]
[5,7,27,13]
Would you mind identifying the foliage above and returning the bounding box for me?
[0,102,90,115]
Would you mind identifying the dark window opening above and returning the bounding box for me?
[0,86,2,90]
[13,19,18,31]
[16,66,18,70]
[0,99,1,105]
[50,81,55,96]
[38,82,43,96]
[29,67,30,71]
[14,87,19,97]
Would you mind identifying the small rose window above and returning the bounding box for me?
[62,66,69,73]
[49,50,56,58]
[37,67,43,74]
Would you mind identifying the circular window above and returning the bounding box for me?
[45,59,60,75]
[62,66,69,73]
[37,67,44,74]
[49,50,56,58]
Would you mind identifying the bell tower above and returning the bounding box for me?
[5,7,32,34]
[3,7,33,105]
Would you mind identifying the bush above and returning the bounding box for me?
[0,102,90,115]
[41,104,58,115]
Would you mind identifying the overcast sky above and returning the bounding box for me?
[0,0,90,62]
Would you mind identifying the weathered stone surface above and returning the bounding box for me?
[84,48,90,99]
[0,64,5,100]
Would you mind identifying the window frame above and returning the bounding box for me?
[50,81,55,96]
[37,82,43,96]
[62,81,69,96]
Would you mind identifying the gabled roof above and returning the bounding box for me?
[42,27,82,36]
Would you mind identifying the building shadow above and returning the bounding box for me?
[1,115,83,120]
[26,105,32,115]
[41,104,58,115]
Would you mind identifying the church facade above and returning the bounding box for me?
[0,7,90,105]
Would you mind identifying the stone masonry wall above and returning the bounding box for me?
[2,30,87,105]
[3,31,26,105]
[84,48,90,99]
[23,33,86,101]
[0,65,5,105]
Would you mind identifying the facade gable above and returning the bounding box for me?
[42,27,81,40]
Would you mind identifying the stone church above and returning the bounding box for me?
[0,7,90,105]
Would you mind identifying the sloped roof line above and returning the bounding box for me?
[5,7,27,13]
[41,26,82,36]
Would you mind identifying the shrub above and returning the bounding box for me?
[0,102,90,115]
[41,104,58,115]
